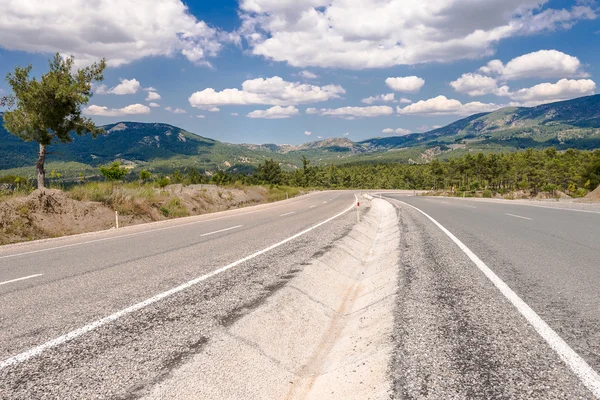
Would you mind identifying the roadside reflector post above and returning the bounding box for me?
[115,211,119,229]
[356,201,360,223]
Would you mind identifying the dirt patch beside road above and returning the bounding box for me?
[0,185,292,245]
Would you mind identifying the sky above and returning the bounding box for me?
[0,0,599,145]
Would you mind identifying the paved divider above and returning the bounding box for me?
[143,198,400,399]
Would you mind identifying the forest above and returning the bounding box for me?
[196,148,600,196]
[2,148,599,197]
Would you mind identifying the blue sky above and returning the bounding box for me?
[1,0,599,145]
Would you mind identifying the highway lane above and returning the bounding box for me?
[0,190,364,398]
[383,193,600,389]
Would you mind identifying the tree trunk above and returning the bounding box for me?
[36,143,46,189]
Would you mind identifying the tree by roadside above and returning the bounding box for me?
[99,162,128,183]
[2,53,106,189]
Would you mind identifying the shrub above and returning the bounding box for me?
[482,189,493,198]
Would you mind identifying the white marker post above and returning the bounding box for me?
[356,201,360,223]
[115,211,119,229]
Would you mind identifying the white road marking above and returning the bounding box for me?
[200,225,242,237]
[323,201,328,204]
[309,205,317,209]
[393,199,600,398]
[0,274,43,286]
[280,212,296,217]
[462,205,477,209]
[0,192,334,260]
[0,196,358,370]
[506,213,532,221]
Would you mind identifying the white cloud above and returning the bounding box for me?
[148,102,160,108]
[307,105,394,119]
[343,132,349,136]
[172,108,187,114]
[197,114,205,118]
[399,98,413,104]
[189,76,344,108]
[299,70,318,79]
[165,106,173,112]
[317,136,323,139]
[432,125,443,129]
[508,79,596,104]
[239,1,595,69]
[386,77,425,93]
[195,106,220,112]
[145,91,161,101]
[0,0,235,67]
[450,73,510,96]
[479,50,588,80]
[83,103,151,117]
[96,78,140,95]
[361,93,396,104]
[231,112,239,116]
[381,128,411,135]
[144,87,157,92]
[397,96,500,115]
[247,105,300,119]
[304,131,312,136]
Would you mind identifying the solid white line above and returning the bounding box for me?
[200,225,242,237]
[394,199,600,397]
[309,205,317,209]
[280,212,296,217]
[0,193,334,261]
[0,274,43,286]
[0,196,357,370]
[506,213,532,221]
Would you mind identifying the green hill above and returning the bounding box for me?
[2,95,600,178]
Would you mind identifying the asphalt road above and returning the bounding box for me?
[0,190,362,398]
[383,193,600,398]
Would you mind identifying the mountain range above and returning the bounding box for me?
[1,94,600,177]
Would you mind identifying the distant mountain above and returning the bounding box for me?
[361,95,600,152]
[2,95,600,177]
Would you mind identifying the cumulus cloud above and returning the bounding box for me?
[239,0,595,69]
[399,98,413,104]
[299,70,318,79]
[96,78,141,95]
[450,73,510,96]
[307,105,394,119]
[231,112,239,116]
[386,77,425,93]
[83,103,151,117]
[343,132,350,136]
[247,105,300,119]
[0,0,234,67]
[304,131,312,136]
[197,115,205,118]
[382,128,411,135]
[508,79,596,104]
[479,50,588,80]
[148,102,160,108]
[145,91,161,101]
[189,76,345,108]
[361,93,396,104]
[397,96,500,116]
[164,106,187,114]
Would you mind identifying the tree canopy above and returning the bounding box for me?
[2,53,106,188]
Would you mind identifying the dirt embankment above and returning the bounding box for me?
[0,185,276,245]
[585,185,600,201]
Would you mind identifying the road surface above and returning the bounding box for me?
[2,190,600,398]
[0,190,360,398]
[383,193,600,398]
